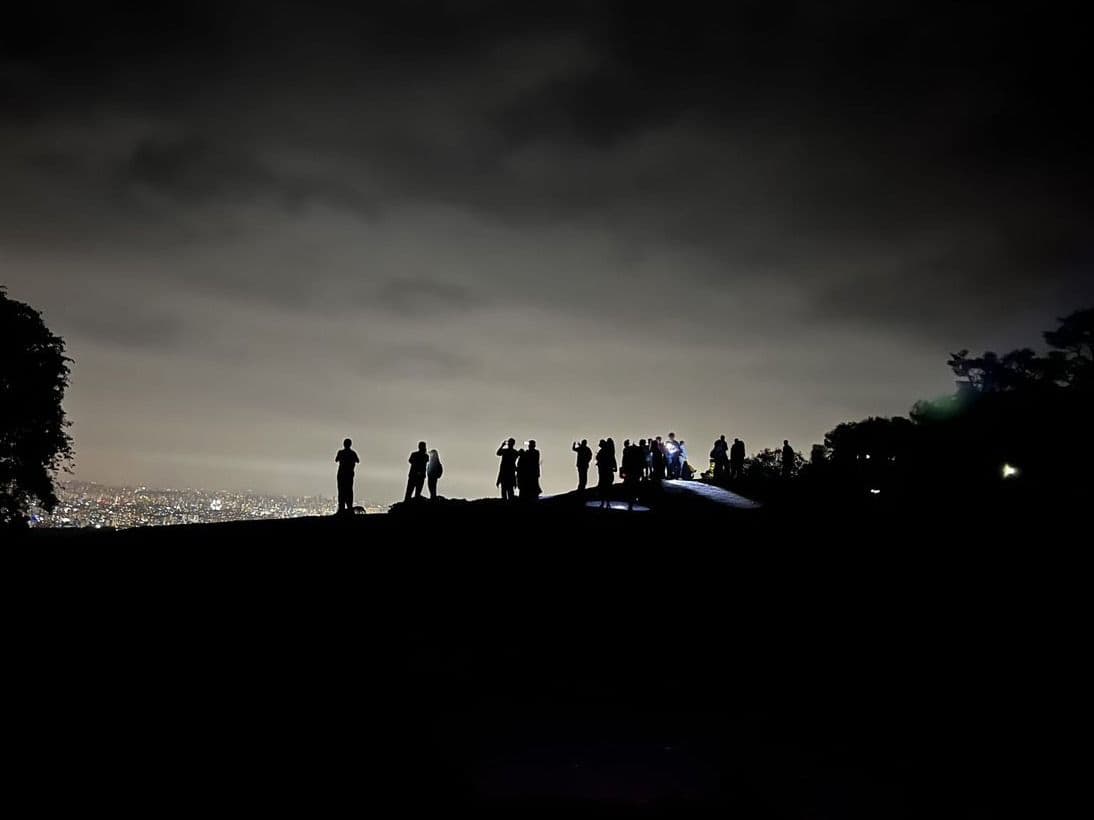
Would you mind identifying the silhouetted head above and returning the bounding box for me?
[418,441,427,451]
[639,439,647,447]
[528,439,537,449]
[624,439,631,448]
[734,438,741,444]
[656,436,662,443]
[598,439,606,448]
[668,432,677,440]
[581,439,587,446]
[507,438,516,447]
[343,438,352,448]
[719,435,726,442]
[429,449,439,459]
[784,439,789,446]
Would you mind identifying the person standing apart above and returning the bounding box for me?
[335,438,359,515]
[781,439,795,479]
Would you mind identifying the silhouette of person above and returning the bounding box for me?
[572,439,593,492]
[665,432,680,479]
[711,435,729,481]
[781,439,795,479]
[678,439,690,479]
[730,437,746,480]
[595,438,617,508]
[651,437,665,480]
[405,441,428,502]
[335,438,359,514]
[496,438,518,500]
[517,440,541,500]
[621,440,643,509]
[427,448,444,499]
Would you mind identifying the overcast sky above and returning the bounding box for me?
[3,2,1091,502]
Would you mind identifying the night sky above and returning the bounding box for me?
[3,2,1091,501]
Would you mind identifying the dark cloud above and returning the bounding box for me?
[124,137,277,203]
[1,1,1091,499]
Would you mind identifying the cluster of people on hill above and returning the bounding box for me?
[709,435,747,481]
[495,438,541,501]
[333,432,794,514]
[574,434,697,509]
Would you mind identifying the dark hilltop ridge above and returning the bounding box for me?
[15,480,1083,816]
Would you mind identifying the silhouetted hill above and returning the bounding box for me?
[13,486,1083,816]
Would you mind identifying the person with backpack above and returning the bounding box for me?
[427,448,444,499]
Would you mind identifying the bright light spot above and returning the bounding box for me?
[865,454,871,460]
[1002,464,1019,479]
[869,488,881,495]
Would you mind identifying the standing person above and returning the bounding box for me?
[711,435,729,482]
[517,440,542,501]
[730,437,746,480]
[405,441,428,502]
[622,440,643,509]
[651,437,665,480]
[496,438,518,501]
[678,439,691,479]
[572,439,593,492]
[665,432,680,479]
[595,439,617,508]
[781,439,795,479]
[427,449,444,499]
[334,438,359,515]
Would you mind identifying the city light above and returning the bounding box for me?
[29,480,382,529]
[1002,463,1019,479]
[869,488,881,494]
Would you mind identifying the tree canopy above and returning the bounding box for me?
[1,288,74,527]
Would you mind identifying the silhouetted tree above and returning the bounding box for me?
[948,309,1094,394]
[1043,307,1094,388]
[946,348,1049,393]
[1,288,74,526]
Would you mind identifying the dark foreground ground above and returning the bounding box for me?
[11,484,1088,816]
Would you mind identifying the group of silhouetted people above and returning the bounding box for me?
[710,435,747,481]
[334,432,794,514]
[405,441,445,502]
[579,434,694,509]
[496,438,541,501]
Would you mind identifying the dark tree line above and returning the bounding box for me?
[810,308,1094,497]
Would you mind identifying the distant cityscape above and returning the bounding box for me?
[31,480,388,530]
